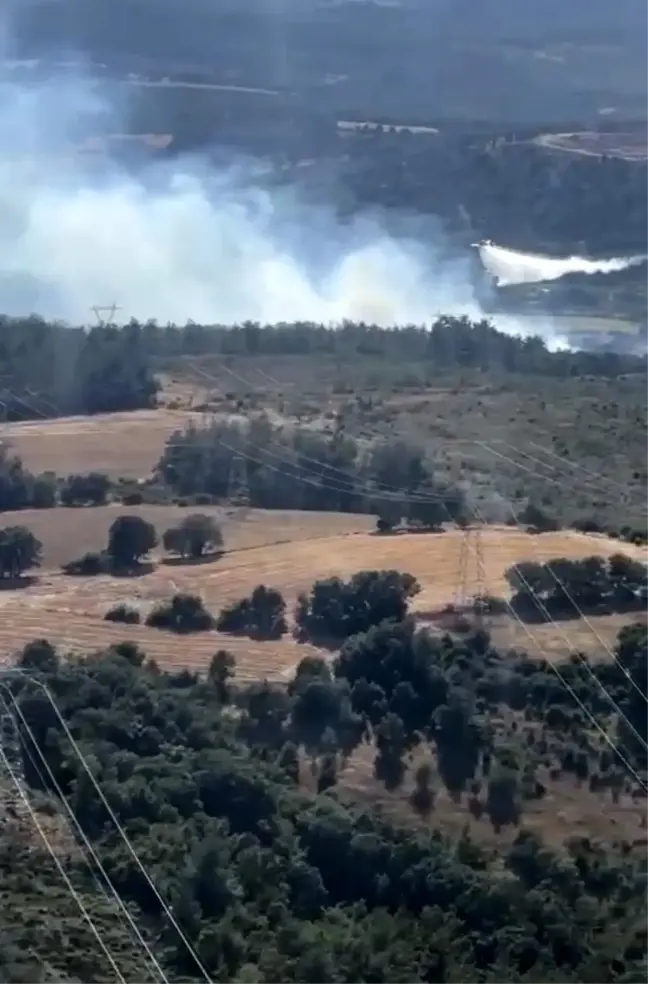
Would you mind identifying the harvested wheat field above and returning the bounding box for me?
[1,408,199,477]
[14,504,374,569]
[0,517,643,679]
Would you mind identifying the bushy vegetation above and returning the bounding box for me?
[0,445,57,511]
[2,319,644,438]
[1,603,645,982]
[295,570,420,642]
[107,514,157,568]
[162,512,224,559]
[0,318,158,420]
[217,585,288,640]
[157,413,469,518]
[62,550,110,577]
[116,317,645,377]
[146,592,215,632]
[60,472,112,507]
[507,554,648,617]
[104,603,141,624]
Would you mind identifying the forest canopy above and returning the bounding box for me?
[1,609,645,983]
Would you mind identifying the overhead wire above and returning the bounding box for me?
[0,680,169,984]
[474,450,648,707]
[5,379,644,518]
[492,441,645,507]
[185,368,648,783]
[186,360,470,504]
[187,361,648,539]
[434,500,648,792]
[0,672,214,984]
[3,366,646,784]
[0,715,128,984]
[189,373,648,764]
[185,366,648,779]
[527,438,645,501]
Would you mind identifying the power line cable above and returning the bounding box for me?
[0,680,169,984]
[190,377,648,770]
[450,504,648,786]
[0,672,214,984]
[0,719,127,984]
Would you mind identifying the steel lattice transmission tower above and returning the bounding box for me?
[455,523,487,625]
[90,303,121,326]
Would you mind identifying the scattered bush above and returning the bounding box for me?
[104,604,141,624]
[506,554,647,616]
[217,585,288,640]
[62,551,108,577]
[0,447,57,512]
[295,570,420,642]
[519,502,559,533]
[163,513,224,560]
[60,472,111,507]
[146,593,215,633]
[121,491,144,506]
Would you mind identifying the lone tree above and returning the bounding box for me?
[208,649,236,703]
[107,515,157,568]
[163,513,224,560]
[0,526,42,579]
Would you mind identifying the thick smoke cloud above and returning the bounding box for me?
[0,65,568,348]
[0,69,475,327]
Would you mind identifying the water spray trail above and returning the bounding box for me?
[478,241,647,287]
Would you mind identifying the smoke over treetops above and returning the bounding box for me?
[0,65,622,351]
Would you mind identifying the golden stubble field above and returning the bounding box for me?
[1,409,199,477]
[0,505,643,680]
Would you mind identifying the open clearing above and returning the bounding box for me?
[1,408,199,477]
[0,510,643,679]
[333,742,647,852]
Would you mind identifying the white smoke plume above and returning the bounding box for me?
[478,240,647,287]
[0,65,569,349]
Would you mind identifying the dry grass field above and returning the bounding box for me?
[1,409,199,477]
[330,743,647,852]
[0,508,642,679]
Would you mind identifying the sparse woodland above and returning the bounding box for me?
[0,602,645,983]
[0,315,646,537]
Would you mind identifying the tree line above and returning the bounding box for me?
[506,554,648,619]
[0,512,223,580]
[0,317,158,420]
[157,414,469,520]
[0,316,644,425]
